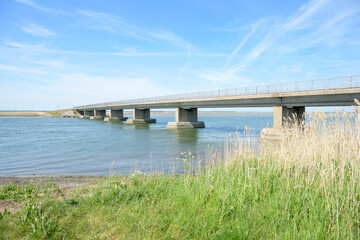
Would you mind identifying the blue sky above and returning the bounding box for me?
[0,0,360,110]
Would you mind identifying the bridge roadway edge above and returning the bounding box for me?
[74,85,360,134]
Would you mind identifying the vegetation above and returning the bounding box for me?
[1,101,360,239]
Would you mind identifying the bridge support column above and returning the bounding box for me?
[261,106,305,140]
[84,110,94,118]
[166,108,205,129]
[90,110,105,120]
[104,109,128,121]
[126,109,156,124]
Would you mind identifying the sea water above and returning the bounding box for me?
[0,113,272,176]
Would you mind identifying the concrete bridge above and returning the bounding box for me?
[75,75,360,138]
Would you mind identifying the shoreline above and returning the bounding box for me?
[0,112,47,117]
[0,176,106,188]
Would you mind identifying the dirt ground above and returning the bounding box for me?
[0,176,105,188]
[0,200,23,213]
[0,176,105,213]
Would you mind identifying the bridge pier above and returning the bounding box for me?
[104,109,128,121]
[126,109,156,124]
[84,110,94,118]
[90,110,106,120]
[261,106,305,140]
[167,108,205,129]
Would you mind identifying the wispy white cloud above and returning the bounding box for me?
[77,9,194,50]
[151,30,193,50]
[224,22,260,68]
[20,23,56,37]
[77,9,148,39]
[26,59,65,68]
[13,0,66,14]
[0,64,47,74]
[224,0,348,76]
[3,40,46,49]
[199,70,252,84]
[2,40,224,58]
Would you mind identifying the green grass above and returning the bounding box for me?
[2,108,360,239]
[1,159,359,239]
[47,109,72,116]
[0,183,61,201]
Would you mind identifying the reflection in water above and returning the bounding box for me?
[133,124,150,130]
[174,128,199,144]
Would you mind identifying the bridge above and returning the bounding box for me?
[75,75,360,138]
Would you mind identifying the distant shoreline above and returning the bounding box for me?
[0,112,47,117]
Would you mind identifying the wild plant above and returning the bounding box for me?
[20,200,61,239]
[176,150,195,174]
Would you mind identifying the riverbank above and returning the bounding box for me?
[0,176,105,214]
[0,112,47,117]
[0,176,105,188]
[1,107,360,239]
[1,158,359,239]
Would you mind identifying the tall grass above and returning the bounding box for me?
[200,100,360,238]
[1,101,360,239]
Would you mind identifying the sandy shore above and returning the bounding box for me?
[0,176,105,188]
[0,112,47,116]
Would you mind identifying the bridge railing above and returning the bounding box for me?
[76,75,360,108]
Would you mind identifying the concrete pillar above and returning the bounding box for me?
[90,110,106,120]
[104,109,128,121]
[126,109,156,124]
[167,108,205,129]
[84,110,94,118]
[273,106,305,128]
[261,106,305,140]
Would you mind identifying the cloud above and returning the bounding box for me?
[77,9,147,39]
[77,9,194,50]
[151,30,193,50]
[20,23,56,37]
[0,64,47,74]
[13,0,66,14]
[1,40,224,59]
[224,0,358,76]
[224,22,261,68]
[3,40,46,49]
[64,74,170,101]
[199,70,252,84]
[34,73,173,107]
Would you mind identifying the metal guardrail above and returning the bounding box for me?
[76,75,360,108]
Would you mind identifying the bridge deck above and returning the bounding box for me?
[75,75,360,110]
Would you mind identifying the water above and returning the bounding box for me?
[0,113,272,176]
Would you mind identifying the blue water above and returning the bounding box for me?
[0,113,272,176]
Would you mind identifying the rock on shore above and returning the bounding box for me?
[45,110,82,118]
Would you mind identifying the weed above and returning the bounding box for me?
[20,200,62,239]
[176,150,195,173]
[0,210,10,220]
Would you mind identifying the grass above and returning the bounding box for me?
[1,102,360,239]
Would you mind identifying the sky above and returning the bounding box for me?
[0,0,360,110]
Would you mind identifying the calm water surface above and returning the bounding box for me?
[0,113,272,176]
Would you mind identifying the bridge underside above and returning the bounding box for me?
[75,88,360,136]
